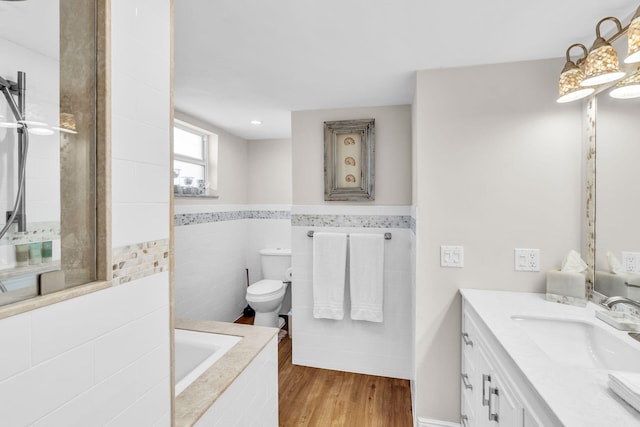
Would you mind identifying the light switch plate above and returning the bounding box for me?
[441,245,464,268]
[514,248,540,272]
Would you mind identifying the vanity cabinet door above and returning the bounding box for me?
[461,308,482,426]
[490,371,522,426]
[462,307,498,427]
[462,301,524,427]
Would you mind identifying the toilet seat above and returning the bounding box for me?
[247,279,284,297]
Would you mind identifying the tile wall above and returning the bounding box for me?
[0,0,172,425]
[0,274,171,426]
[291,205,414,380]
[174,204,291,322]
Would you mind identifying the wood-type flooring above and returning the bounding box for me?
[235,315,413,427]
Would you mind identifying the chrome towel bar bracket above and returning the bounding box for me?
[306,230,392,240]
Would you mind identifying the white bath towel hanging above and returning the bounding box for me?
[312,232,348,320]
[349,233,384,322]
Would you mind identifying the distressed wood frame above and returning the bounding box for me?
[324,118,375,201]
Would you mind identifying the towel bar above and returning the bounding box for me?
[307,230,392,240]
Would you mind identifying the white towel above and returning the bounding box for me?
[349,233,384,322]
[313,232,348,320]
[609,371,640,413]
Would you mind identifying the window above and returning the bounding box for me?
[173,120,217,197]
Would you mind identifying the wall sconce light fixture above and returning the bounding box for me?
[581,17,626,86]
[557,44,595,103]
[625,7,640,63]
[609,69,640,98]
[558,5,640,102]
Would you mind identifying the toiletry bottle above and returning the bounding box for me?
[29,242,42,265]
[41,241,52,263]
[15,244,29,267]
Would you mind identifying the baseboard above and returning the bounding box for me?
[418,417,461,427]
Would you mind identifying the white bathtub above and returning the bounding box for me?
[174,328,242,396]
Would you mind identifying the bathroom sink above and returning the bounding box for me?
[511,315,640,372]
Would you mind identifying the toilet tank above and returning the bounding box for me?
[260,248,291,280]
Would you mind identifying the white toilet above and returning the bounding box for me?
[246,248,291,328]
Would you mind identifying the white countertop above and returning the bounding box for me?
[460,289,640,427]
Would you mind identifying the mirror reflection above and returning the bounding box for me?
[595,91,640,302]
[0,0,97,307]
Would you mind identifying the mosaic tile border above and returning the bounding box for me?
[0,221,61,245]
[112,238,170,285]
[410,216,416,234]
[585,96,596,300]
[174,210,291,227]
[291,214,412,229]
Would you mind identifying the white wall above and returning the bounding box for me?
[174,111,249,205]
[248,139,292,205]
[290,104,413,379]
[245,211,292,294]
[412,58,583,422]
[173,120,292,322]
[292,105,412,206]
[0,1,172,425]
[291,207,414,379]
[174,204,292,322]
[0,275,170,426]
[174,205,249,322]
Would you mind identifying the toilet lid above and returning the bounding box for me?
[248,280,283,295]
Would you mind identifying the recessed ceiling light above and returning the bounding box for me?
[250,120,262,125]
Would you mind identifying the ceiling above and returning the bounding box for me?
[175,0,638,140]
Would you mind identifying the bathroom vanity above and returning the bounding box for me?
[460,289,640,427]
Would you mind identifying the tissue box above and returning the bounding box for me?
[546,269,587,306]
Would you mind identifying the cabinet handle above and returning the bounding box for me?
[461,414,469,427]
[462,332,474,347]
[482,374,491,406]
[461,373,473,390]
[488,386,499,423]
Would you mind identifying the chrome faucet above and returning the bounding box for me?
[601,296,640,311]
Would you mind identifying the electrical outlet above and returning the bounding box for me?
[622,252,640,273]
[514,248,540,272]
[441,245,464,268]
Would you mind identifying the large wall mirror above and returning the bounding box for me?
[0,0,100,308]
[593,29,640,303]
[594,92,640,302]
